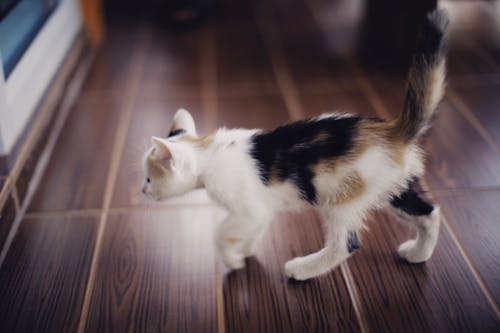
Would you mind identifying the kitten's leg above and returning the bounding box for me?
[390,187,440,263]
[285,206,361,281]
[215,215,267,269]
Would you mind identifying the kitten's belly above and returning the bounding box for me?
[266,181,309,213]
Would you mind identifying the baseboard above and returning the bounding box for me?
[0,30,94,250]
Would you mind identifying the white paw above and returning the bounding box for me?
[398,239,432,263]
[285,258,312,281]
[222,253,245,270]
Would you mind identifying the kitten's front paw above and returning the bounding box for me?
[398,239,432,263]
[285,258,311,281]
[222,253,245,270]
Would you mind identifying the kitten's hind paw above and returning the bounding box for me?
[284,258,311,281]
[398,239,432,263]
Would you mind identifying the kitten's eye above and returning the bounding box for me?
[146,177,151,183]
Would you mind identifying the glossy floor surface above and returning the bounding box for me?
[1,0,499,332]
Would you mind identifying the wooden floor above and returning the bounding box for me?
[1,0,499,332]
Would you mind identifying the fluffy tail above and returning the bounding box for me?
[394,9,449,142]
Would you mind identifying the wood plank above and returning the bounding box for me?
[28,99,121,211]
[216,20,280,97]
[449,83,500,146]
[79,23,140,100]
[0,188,16,248]
[442,0,500,79]
[215,10,290,130]
[430,190,500,305]
[299,89,377,119]
[424,97,500,189]
[0,216,98,332]
[138,27,201,99]
[223,209,361,333]
[217,94,289,130]
[84,208,218,333]
[348,210,500,333]
[447,40,500,79]
[267,0,361,93]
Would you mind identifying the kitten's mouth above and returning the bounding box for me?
[142,191,159,201]
[149,193,162,201]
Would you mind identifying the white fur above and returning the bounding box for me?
[391,206,441,263]
[142,109,440,280]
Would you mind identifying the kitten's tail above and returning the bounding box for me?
[393,9,449,142]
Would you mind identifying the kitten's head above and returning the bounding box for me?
[142,109,199,201]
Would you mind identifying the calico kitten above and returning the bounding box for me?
[142,10,448,280]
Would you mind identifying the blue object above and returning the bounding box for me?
[0,0,59,77]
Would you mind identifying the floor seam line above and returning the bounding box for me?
[24,203,217,218]
[340,263,370,333]
[200,25,218,134]
[254,1,304,121]
[446,89,500,154]
[420,179,500,318]
[76,28,152,333]
[199,23,225,333]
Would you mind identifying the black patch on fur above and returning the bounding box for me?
[249,116,361,203]
[347,231,361,253]
[417,9,449,62]
[168,128,186,137]
[390,180,434,216]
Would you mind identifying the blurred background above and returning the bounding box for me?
[0,0,499,332]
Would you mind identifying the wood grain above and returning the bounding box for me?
[269,0,361,93]
[430,190,500,305]
[449,83,500,146]
[223,209,361,333]
[348,210,500,333]
[138,27,201,99]
[216,20,281,97]
[217,94,289,130]
[27,99,121,212]
[0,190,16,248]
[0,216,98,332]
[424,98,500,189]
[444,1,500,79]
[299,90,377,119]
[79,23,140,101]
[84,209,218,333]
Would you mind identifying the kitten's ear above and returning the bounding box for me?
[169,108,197,137]
[151,136,172,159]
[151,136,180,171]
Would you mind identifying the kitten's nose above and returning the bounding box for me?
[141,185,147,194]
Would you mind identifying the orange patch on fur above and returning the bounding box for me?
[225,237,240,245]
[333,171,365,204]
[180,134,215,149]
